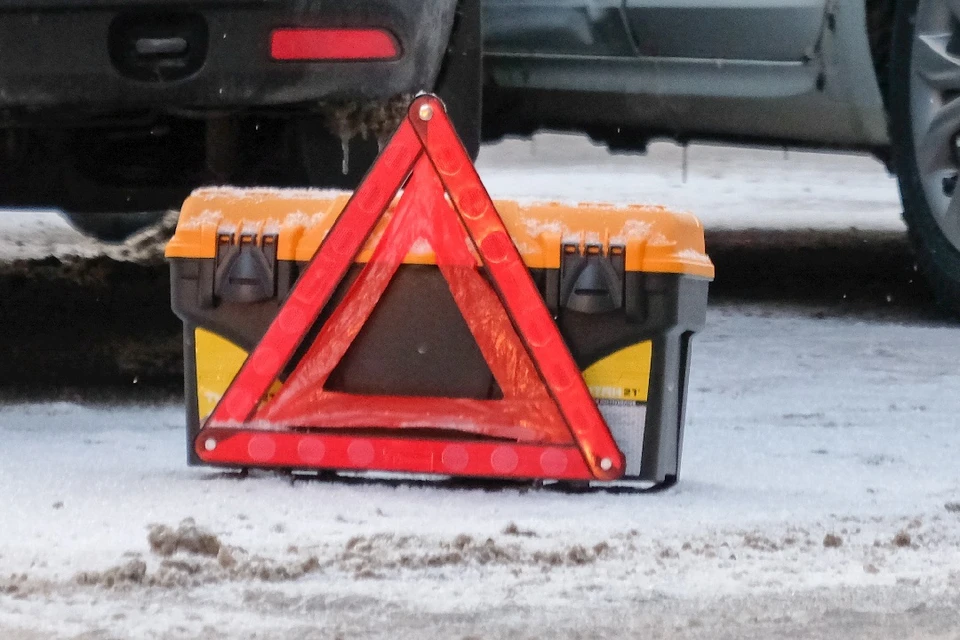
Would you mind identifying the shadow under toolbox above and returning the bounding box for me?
[167,188,713,486]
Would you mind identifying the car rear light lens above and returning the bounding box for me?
[270,28,400,61]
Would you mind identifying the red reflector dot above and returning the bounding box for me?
[358,185,385,213]
[290,269,325,304]
[490,446,519,474]
[434,147,461,176]
[278,303,309,335]
[224,389,255,422]
[347,440,375,466]
[459,186,487,220]
[247,435,276,462]
[523,318,554,348]
[252,347,281,377]
[480,231,512,264]
[540,449,569,477]
[545,361,573,391]
[570,405,598,428]
[441,444,469,473]
[297,438,326,465]
[330,229,357,256]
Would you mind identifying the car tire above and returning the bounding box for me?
[60,210,170,243]
[433,0,482,161]
[890,0,960,316]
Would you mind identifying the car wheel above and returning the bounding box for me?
[60,210,171,243]
[433,0,482,161]
[891,0,960,316]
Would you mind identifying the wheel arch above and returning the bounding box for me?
[866,0,897,109]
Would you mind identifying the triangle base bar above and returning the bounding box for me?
[196,428,594,481]
[216,392,570,444]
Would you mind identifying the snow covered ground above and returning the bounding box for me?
[2,306,959,639]
[2,137,960,638]
[479,135,907,232]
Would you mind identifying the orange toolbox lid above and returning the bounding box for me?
[165,187,714,279]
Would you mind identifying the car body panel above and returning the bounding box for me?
[622,0,827,61]
[484,0,635,57]
[483,1,890,150]
[0,0,458,110]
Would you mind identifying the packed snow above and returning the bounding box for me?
[1,136,958,638]
[477,135,907,232]
[1,305,958,638]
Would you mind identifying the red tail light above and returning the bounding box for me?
[270,28,400,61]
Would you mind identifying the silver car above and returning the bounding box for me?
[482,0,960,315]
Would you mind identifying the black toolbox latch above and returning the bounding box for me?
[214,231,278,304]
[559,242,625,314]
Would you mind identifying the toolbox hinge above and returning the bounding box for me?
[214,230,278,303]
[558,241,625,314]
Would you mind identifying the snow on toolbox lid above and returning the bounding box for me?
[165,187,715,279]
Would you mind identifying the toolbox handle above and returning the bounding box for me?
[559,243,625,314]
[214,232,278,304]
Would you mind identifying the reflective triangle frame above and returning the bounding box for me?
[196,94,625,481]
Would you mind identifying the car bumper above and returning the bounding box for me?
[0,0,457,109]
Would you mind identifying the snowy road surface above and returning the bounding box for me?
[2,306,959,639]
[1,138,960,638]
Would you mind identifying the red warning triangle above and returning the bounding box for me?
[205,95,624,480]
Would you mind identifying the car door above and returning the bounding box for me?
[483,0,636,57]
[484,0,829,62]
[482,0,884,149]
[484,1,831,97]
[623,0,829,62]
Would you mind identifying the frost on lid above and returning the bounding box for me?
[521,216,657,245]
[238,220,273,236]
[190,186,353,202]
[262,221,281,236]
[584,231,603,245]
[523,218,564,237]
[279,211,310,228]
[675,248,712,264]
[646,232,673,247]
[289,210,340,230]
[511,240,538,255]
[618,220,654,239]
[508,197,670,211]
[178,209,223,229]
[216,222,238,236]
